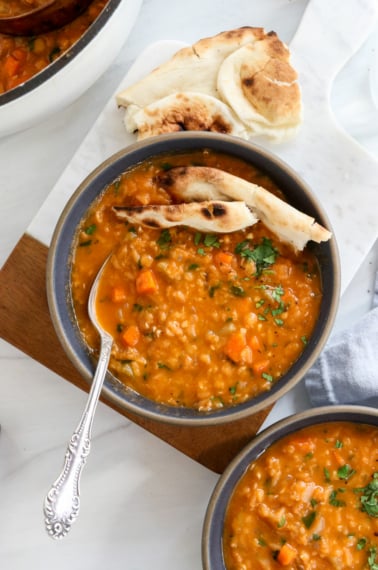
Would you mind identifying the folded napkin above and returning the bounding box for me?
[305,271,378,406]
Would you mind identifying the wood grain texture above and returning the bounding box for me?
[0,233,271,473]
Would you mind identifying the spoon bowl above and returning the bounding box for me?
[43,255,113,539]
[0,0,93,36]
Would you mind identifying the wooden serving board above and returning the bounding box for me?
[1,0,378,474]
[0,233,271,474]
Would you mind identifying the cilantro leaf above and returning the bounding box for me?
[354,473,378,517]
[235,237,278,276]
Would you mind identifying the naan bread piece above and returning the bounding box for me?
[217,32,302,141]
[124,92,249,140]
[113,200,258,233]
[157,167,331,251]
[116,27,266,111]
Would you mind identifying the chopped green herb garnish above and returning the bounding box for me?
[368,547,378,570]
[194,232,202,245]
[203,234,220,248]
[197,247,206,256]
[255,299,265,308]
[262,372,273,382]
[274,318,284,327]
[272,285,284,302]
[133,303,144,312]
[230,285,246,297]
[271,302,286,316]
[302,511,316,529]
[301,335,308,345]
[160,162,173,171]
[128,226,137,234]
[337,464,355,481]
[229,384,237,395]
[310,498,318,508]
[277,516,286,528]
[354,473,378,517]
[357,538,367,550]
[157,229,171,249]
[305,452,314,460]
[84,224,96,235]
[335,440,343,449]
[235,237,278,276]
[329,489,346,507]
[116,323,124,332]
[188,263,199,271]
[49,46,61,62]
[258,314,267,321]
[324,467,331,482]
[312,534,321,541]
[157,362,171,370]
[209,284,221,298]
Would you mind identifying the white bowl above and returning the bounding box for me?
[0,0,142,138]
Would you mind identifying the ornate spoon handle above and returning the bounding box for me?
[43,333,113,539]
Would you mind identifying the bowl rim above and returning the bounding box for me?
[0,0,122,107]
[202,404,378,569]
[46,131,341,426]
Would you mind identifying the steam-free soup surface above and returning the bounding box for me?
[223,421,378,569]
[71,149,322,411]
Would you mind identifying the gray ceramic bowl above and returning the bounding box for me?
[46,132,340,426]
[202,405,378,569]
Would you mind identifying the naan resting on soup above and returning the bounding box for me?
[113,200,257,232]
[157,166,331,251]
[124,92,249,140]
[116,27,302,142]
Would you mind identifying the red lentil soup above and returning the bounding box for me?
[0,0,107,94]
[223,421,378,570]
[71,149,322,412]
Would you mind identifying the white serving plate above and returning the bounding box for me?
[0,0,142,138]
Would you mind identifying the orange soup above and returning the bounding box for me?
[0,0,107,94]
[223,421,378,570]
[71,149,323,411]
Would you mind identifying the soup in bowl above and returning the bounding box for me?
[202,405,378,569]
[47,132,340,425]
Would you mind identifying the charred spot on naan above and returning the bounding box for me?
[156,166,331,251]
[112,200,258,232]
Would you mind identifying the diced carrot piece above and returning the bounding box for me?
[224,331,247,363]
[12,48,27,63]
[252,359,270,375]
[121,325,140,347]
[332,449,345,466]
[277,543,297,566]
[4,55,20,77]
[135,268,158,295]
[214,250,234,272]
[111,286,128,303]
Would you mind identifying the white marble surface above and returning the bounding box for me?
[0,1,378,568]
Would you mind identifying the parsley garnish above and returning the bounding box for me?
[84,224,96,235]
[329,489,346,507]
[262,372,273,382]
[235,237,278,276]
[277,516,286,528]
[337,464,355,481]
[203,234,220,248]
[302,511,316,529]
[354,473,378,517]
[368,547,378,570]
[230,285,246,297]
[157,229,171,249]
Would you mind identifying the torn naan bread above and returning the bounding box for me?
[217,33,302,141]
[157,167,331,251]
[124,92,249,140]
[116,27,265,110]
[113,200,258,233]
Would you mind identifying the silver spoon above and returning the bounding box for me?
[43,255,113,539]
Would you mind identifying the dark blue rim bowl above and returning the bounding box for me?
[202,405,378,568]
[46,132,340,426]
